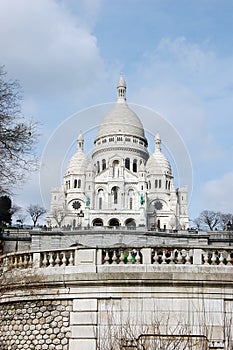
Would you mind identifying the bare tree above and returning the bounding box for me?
[0,66,38,195]
[10,204,21,217]
[219,213,233,230]
[51,208,66,227]
[26,204,46,227]
[15,213,28,227]
[97,306,208,350]
[198,210,221,231]
[192,217,201,230]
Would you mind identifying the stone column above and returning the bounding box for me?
[69,298,98,350]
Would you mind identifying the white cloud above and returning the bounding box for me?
[130,37,232,162]
[0,0,105,102]
[200,172,233,213]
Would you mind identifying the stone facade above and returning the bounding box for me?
[47,76,189,231]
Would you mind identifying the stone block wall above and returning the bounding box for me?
[0,299,72,350]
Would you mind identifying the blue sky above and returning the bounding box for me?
[0,0,233,224]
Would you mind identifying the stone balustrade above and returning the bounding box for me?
[0,246,232,273]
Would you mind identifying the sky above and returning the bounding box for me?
[0,0,233,225]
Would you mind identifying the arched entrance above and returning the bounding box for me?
[109,218,120,227]
[125,218,136,228]
[93,218,103,226]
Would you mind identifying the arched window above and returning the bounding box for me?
[74,179,77,188]
[155,179,158,188]
[125,218,136,228]
[102,159,106,171]
[159,179,161,188]
[148,180,151,190]
[78,179,81,188]
[98,189,104,209]
[97,161,100,173]
[133,159,137,173]
[125,158,130,170]
[112,186,119,204]
[113,160,119,177]
[93,218,103,226]
[109,218,119,227]
[129,197,133,209]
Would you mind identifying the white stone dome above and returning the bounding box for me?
[95,74,147,142]
[65,133,90,175]
[146,133,172,175]
[146,151,172,175]
[66,150,90,175]
[96,102,146,140]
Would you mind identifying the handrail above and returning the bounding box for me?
[0,246,232,272]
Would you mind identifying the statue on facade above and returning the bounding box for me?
[140,194,145,206]
[86,195,90,207]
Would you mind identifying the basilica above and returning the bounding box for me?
[47,75,189,231]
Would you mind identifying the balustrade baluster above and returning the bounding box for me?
[112,250,117,264]
[127,250,133,264]
[28,254,33,267]
[13,256,18,269]
[61,252,67,266]
[169,250,175,264]
[119,250,125,264]
[19,255,24,268]
[4,257,9,270]
[161,250,167,264]
[23,255,28,268]
[135,250,141,264]
[185,250,191,265]
[68,251,74,266]
[177,250,183,264]
[55,252,60,266]
[153,250,158,264]
[42,253,48,267]
[203,251,209,265]
[49,252,54,267]
[211,251,216,265]
[226,252,232,266]
[104,250,110,264]
[219,251,224,265]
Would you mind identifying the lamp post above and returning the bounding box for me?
[226,220,232,231]
[77,210,84,227]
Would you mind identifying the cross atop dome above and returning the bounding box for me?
[117,73,126,103]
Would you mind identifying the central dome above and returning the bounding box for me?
[96,102,146,139]
[95,74,147,143]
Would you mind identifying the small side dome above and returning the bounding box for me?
[65,134,90,175]
[146,133,172,175]
[66,151,90,175]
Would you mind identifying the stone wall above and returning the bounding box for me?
[0,299,72,350]
[0,246,232,349]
